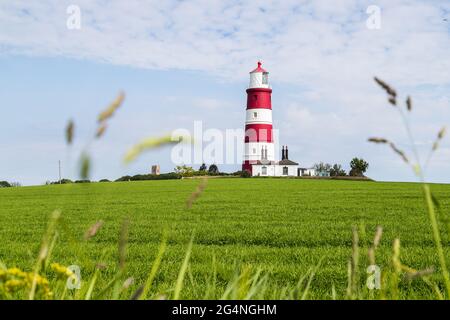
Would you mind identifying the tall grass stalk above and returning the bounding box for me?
[141,233,168,300]
[173,237,193,299]
[371,78,450,298]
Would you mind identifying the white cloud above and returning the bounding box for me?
[1,0,449,183]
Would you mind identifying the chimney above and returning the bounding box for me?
[265,146,268,160]
[281,146,285,160]
[286,146,289,160]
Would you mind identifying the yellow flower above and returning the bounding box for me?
[6,267,27,278]
[50,263,74,278]
[5,279,25,292]
[0,266,52,299]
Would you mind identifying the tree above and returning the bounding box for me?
[208,164,219,175]
[313,162,332,173]
[0,181,11,188]
[330,164,346,177]
[349,158,369,176]
[199,163,207,172]
[174,165,195,177]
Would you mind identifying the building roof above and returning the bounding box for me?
[255,160,276,165]
[252,159,299,166]
[250,61,267,73]
[278,159,299,165]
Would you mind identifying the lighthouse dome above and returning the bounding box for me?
[249,61,270,89]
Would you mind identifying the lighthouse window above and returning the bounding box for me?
[253,112,257,118]
[253,95,258,101]
[262,72,269,84]
[253,148,256,154]
[262,166,267,175]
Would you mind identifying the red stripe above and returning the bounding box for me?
[246,88,272,110]
[245,124,273,142]
[242,161,254,174]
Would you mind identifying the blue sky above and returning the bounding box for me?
[0,0,449,185]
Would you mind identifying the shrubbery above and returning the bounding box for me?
[233,170,251,178]
[115,173,181,182]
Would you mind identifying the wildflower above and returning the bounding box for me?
[7,267,27,278]
[5,279,25,292]
[50,263,74,278]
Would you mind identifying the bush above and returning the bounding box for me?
[99,179,111,182]
[115,173,181,182]
[75,180,91,183]
[46,179,73,185]
[193,170,208,176]
[233,170,251,178]
[115,175,132,182]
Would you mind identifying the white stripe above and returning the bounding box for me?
[243,142,275,161]
[245,109,272,124]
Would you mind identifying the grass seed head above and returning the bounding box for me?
[124,135,192,164]
[388,97,397,106]
[373,226,383,248]
[123,277,134,289]
[95,123,107,139]
[374,77,397,99]
[130,285,144,300]
[392,238,401,272]
[368,137,389,144]
[84,220,104,240]
[79,153,91,180]
[65,120,74,145]
[438,126,446,140]
[405,268,434,281]
[389,142,409,164]
[97,91,125,123]
[432,127,446,151]
[406,96,412,111]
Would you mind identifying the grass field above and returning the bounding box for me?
[1,178,450,299]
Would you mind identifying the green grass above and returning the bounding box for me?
[1,178,450,299]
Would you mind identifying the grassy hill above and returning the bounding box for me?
[1,178,449,299]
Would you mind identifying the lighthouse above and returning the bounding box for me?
[242,61,275,173]
[242,62,300,177]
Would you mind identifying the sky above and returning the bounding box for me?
[0,0,449,185]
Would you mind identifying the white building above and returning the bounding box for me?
[251,146,299,177]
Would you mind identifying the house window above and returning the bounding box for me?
[283,166,288,175]
[253,112,257,118]
[262,166,267,175]
[262,72,269,84]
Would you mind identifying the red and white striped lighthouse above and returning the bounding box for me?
[242,62,274,173]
